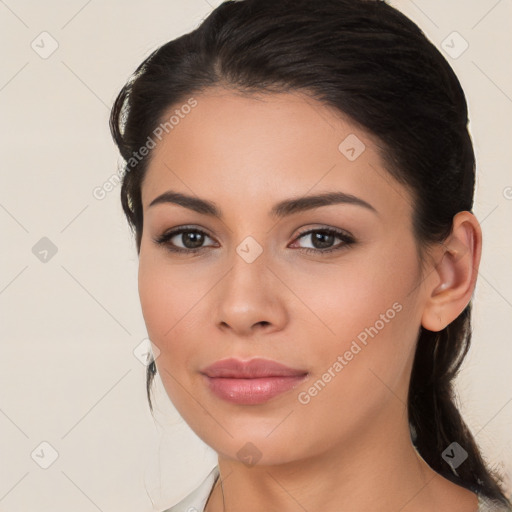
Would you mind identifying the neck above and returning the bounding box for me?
[205,412,478,512]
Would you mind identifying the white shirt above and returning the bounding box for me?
[164,465,219,512]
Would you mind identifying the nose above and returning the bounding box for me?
[213,248,288,338]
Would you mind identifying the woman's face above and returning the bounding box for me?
[138,89,430,466]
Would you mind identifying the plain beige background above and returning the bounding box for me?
[1,0,511,510]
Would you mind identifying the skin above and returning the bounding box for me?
[137,88,482,512]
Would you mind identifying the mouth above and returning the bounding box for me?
[200,357,309,405]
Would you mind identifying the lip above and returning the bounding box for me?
[200,358,309,405]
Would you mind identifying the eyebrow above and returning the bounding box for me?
[148,190,377,218]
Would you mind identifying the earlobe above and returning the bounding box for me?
[421,211,482,332]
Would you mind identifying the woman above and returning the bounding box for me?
[109,0,512,510]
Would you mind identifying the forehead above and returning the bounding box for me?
[141,88,412,221]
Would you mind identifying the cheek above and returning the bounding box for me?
[288,241,421,350]
[137,255,197,411]
[137,246,219,381]
[323,258,421,400]
[289,238,423,405]
[138,254,168,342]
[137,248,191,367]
[138,245,203,340]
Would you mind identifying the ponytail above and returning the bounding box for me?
[409,304,511,507]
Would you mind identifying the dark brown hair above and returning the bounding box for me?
[109,0,511,506]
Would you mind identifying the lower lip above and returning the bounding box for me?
[203,374,308,405]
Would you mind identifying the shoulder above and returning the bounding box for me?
[161,465,220,512]
[477,493,512,512]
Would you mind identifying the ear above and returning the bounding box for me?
[421,211,482,332]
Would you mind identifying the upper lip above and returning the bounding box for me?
[200,358,308,378]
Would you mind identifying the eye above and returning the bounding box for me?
[153,225,355,256]
[152,226,217,254]
[290,227,355,255]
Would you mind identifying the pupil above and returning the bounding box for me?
[313,232,333,249]
[184,232,204,249]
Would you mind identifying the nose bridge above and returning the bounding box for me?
[235,233,266,266]
[226,232,271,293]
[213,231,286,333]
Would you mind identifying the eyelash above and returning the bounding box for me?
[152,225,355,256]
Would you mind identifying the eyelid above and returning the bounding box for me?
[289,226,355,251]
[293,225,354,240]
[153,224,355,255]
[152,225,217,247]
